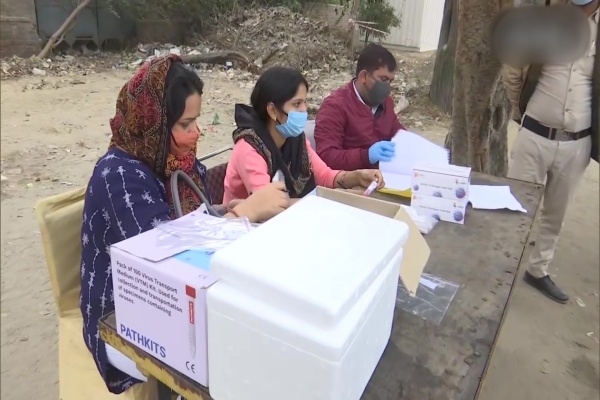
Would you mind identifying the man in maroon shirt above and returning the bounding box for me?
[314,44,405,171]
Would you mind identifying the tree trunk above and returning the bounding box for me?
[429,0,457,114]
[346,0,362,58]
[444,0,514,176]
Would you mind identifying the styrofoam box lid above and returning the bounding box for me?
[210,195,409,327]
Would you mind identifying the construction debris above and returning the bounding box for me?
[1,6,353,80]
[0,6,443,126]
[210,7,352,72]
[1,53,122,80]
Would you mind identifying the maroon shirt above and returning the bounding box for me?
[314,80,405,171]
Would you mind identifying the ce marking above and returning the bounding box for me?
[186,361,196,374]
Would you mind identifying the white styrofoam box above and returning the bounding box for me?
[208,252,401,400]
[207,196,409,400]
[210,196,409,328]
[412,164,471,201]
[411,193,467,225]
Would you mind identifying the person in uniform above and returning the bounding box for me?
[502,0,599,303]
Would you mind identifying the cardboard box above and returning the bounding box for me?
[314,187,430,297]
[111,212,225,386]
[412,164,471,201]
[410,193,467,225]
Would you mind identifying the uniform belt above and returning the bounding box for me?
[522,115,591,141]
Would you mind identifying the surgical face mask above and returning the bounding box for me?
[571,0,593,5]
[367,79,392,107]
[276,110,308,138]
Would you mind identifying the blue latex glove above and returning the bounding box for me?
[368,141,396,164]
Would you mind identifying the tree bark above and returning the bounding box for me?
[37,0,92,59]
[429,0,458,114]
[345,0,362,58]
[444,0,513,176]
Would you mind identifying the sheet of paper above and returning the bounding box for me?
[382,173,412,191]
[380,130,450,191]
[468,185,527,213]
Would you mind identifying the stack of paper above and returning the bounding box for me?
[380,130,450,193]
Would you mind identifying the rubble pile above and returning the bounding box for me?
[210,7,352,72]
[0,53,124,80]
[1,6,353,80]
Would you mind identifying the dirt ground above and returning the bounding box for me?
[479,124,600,400]
[0,62,598,400]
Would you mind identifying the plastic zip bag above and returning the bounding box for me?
[401,205,439,235]
[155,212,253,252]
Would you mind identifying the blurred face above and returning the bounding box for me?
[266,83,308,124]
[356,66,395,107]
[170,93,202,156]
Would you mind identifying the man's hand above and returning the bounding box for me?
[368,141,395,164]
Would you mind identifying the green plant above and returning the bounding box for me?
[358,0,400,44]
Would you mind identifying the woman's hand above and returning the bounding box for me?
[344,169,385,189]
[231,182,290,223]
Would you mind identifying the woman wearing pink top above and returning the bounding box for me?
[223,66,384,206]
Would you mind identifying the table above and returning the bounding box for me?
[99,173,544,400]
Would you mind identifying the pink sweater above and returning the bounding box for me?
[223,139,340,204]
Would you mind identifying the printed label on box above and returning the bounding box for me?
[112,245,218,387]
[411,164,471,201]
[410,194,467,225]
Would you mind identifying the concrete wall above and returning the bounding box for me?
[1,0,40,58]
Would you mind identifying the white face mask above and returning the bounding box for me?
[571,0,593,5]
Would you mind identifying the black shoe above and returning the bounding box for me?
[523,271,569,304]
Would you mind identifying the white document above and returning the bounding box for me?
[468,185,527,213]
[379,130,450,191]
[383,174,412,191]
